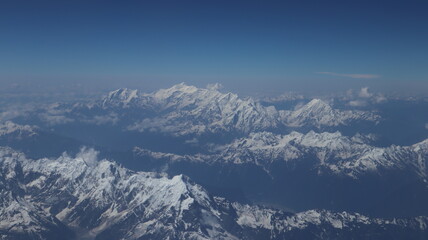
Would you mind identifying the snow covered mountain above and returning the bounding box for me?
[132,131,428,216]
[216,131,427,178]
[0,190,73,240]
[280,99,379,128]
[0,121,37,138]
[33,84,379,136]
[1,147,427,240]
[123,84,378,135]
[125,83,282,135]
[135,130,428,179]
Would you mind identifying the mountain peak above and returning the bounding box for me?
[302,99,332,111]
[281,98,379,128]
[103,88,140,107]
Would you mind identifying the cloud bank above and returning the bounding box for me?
[344,87,387,107]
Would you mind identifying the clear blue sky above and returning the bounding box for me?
[1,0,427,94]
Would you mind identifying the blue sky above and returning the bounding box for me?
[0,0,427,94]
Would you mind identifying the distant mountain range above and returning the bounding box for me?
[30,83,379,136]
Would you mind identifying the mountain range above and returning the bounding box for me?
[1,84,427,239]
[32,83,379,137]
[1,147,427,240]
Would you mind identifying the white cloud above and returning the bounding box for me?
[206,83,223,91]
[76,147,99,167]
[39,113,74,125]
[184,138,199,145]
[317,72,380,79]
[345,87,387,107]
[0,110,25,122]
[349,100,367,107]
[85,113,119,125]
[374,95,387,103]
[425,123,428,130]
[358,87,373,98]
